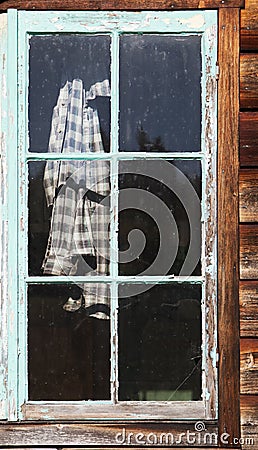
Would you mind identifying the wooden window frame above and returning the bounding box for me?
[16,9,217,422]
[0,1,241,448]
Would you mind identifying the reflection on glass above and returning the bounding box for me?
[28,160,110,276]
[118,284,202,401]
[119,35,201,152]
[29,35,111,152]
[118,160,201,276]
[28,284,111,400]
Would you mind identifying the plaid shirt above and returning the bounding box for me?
[42,79,111,319]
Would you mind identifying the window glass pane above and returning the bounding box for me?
[119,35,201,152]
[118,284,202,401]
[28,160,110,276]
[29,35,111,152]
[118,160,201,276]
[28,283,111,400]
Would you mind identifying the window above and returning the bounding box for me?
[2,8,219,432]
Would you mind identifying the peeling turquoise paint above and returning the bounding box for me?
[210,346,218,369]
[18,10,216,34]
[0,12,8,421]
[110,31,120,403]
[201,18,218,419]
[7,8,19,421]
[1,9,219,420]
[205,390,211,401]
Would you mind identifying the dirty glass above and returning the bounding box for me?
[118,284,202,401]
[28,284,111,400]
[119,35,201,152]
[28,161,110,276]
[118,160,202,276]
[29,35,111,153]
[26,31,205,406]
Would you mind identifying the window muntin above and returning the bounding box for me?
[10,10,217,420]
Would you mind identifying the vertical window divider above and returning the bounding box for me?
[0,12,8,421]
[201,18,218,419]
[201,28,207,414]
[110,31,119,404]
[7,8,19,421]
[17,25,29,417]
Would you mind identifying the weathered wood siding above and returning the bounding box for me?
[218,8,240,445]
[0,0,256,448]
[240,113,258,166]
[240,0,258,447]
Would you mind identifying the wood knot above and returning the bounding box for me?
[246,352,254,368]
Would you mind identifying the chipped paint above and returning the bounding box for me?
[18,10,215,34]
[0,12,8,421]
[204,390,211,401]
[201,20,218,419]
[163,18,172,25]
[55,24,64,31]
[49,17,59,23]
[179,14,205,29]
[210,346,218,369]
[9,9,219,421]
[6,9,19,421]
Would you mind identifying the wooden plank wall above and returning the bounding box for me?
[0,2,255,449]
[239,0,258,447]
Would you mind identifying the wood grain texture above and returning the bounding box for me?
[0,0,246,445]
[21,402,205,421]
[241,395,258,449]
[240,55,258,109]
[240,225,258,279]
[241,0,258,51]
[0,446,242,450]
[218,7,240,447]
[239,169,258,222]
[241,395,258,422]
[0,422,219,446]
[0,0,245,11]
[240,281,258,337]
[240,112,258,167]
[240,339,258,394]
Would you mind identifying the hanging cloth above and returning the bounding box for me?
[42,79,111,319]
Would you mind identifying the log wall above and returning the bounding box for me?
[240,1,258,447]
[0,0,256,447]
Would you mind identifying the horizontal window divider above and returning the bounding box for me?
[26,152,112,160]
[26,400,114,405]
[25,275,204,284]
[24,400,205,408]
[19,10,215,34]
[25,400,205,405]
[25,151,204,161]
[117,152,204,159]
